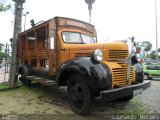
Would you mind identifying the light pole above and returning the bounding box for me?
[23,11,29,31]
[155,0,159,60]
[85,0,95,23]
[9,0,25,87]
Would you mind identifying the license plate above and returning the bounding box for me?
[133,89,142,96]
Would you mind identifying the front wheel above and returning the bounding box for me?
[144,74,149,80]
[67,74,95,115]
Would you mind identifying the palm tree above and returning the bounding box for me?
[0,3,11,12]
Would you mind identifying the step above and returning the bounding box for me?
[26,75,56,86]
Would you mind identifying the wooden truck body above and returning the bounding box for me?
[17,17,151,115]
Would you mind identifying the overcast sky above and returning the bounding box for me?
[0,0,160,50]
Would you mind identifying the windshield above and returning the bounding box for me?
[62,32,95,44]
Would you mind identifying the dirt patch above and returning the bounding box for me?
[0,84,72,114]
[0,84,114,120]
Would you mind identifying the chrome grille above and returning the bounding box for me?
[112,64,135,88]
[108,50,128,60]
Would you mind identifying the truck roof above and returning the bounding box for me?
[18,16,95,36]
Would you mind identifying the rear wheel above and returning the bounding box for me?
[20,65,32,86]
[67,73,95,115]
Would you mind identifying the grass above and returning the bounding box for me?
[19,85,32,92]
[19,85,45,100]
[0,83,10,89]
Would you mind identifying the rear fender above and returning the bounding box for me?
[18,64,33,75]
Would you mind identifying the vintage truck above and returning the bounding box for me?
[17,16,151,115]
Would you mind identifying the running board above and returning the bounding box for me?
[26,75,56,86]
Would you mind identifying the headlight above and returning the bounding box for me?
[93,49,103,62]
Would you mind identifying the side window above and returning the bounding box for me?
[156,66,160,70]
[50,30,55,49]
[81,34,95,44]
[62,32,82,43]
[146,66,154,70]
[153,66,157,70]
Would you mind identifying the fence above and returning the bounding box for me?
[0,65,9,83]
[0,43,10,83]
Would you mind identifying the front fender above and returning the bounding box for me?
[57,57,112,91]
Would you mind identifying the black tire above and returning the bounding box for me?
[20,65,32,86]
[67,73,95,115]
[144,74,149,80]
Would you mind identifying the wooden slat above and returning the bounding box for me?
[26,75,56,86]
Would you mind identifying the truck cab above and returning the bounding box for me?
[17,16,151,115]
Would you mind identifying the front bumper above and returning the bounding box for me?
[100,80,151,101]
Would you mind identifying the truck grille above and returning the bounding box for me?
[108,50,128,61]
[112,64,135,88]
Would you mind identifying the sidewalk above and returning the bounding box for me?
[0,67,9,83]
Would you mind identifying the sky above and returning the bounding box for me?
[0,0,160,50]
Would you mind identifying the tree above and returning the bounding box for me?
[0,43,7,64]
[147,51,157,60]
[0,2,11,63]
[136,41,152,58]
[0,43,3,50]
[0,4,11,12]
[136,41,152,51]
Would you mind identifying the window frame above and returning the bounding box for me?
[61,31,96,44]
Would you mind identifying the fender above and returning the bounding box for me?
[56,57,112,91]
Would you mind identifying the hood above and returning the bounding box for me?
[63,41,129,60]
[68,42,128,52]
